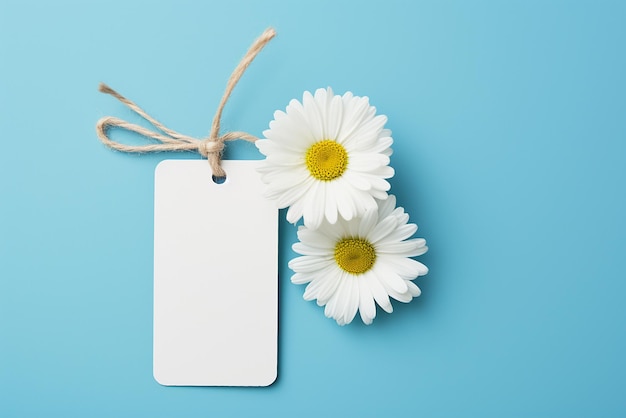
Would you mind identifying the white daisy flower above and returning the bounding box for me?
[256,88,394,229]
[288,195,428,326]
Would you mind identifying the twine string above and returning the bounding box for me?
[95,27,276,178]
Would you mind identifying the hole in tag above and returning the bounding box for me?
[212,175,227,184]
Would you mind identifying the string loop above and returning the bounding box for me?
[95,27,276,177]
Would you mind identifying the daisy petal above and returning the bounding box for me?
[358,278,376,325]
[297,228,335,250]
[356,208,376,238]
[376,195,396,220]
[325,271,349,322]
[342,171,373,191]
[348,153,390,171]
[288,255,333,273]
[286,198,305,224]
[366,270,393,313]
[303,90,325,140]
[368,215,399,243]
[377,223,418,244]
[376,239,426,256]
[377,270,409,294]
[316,271,342,306]
[406,280,422,297]
[324,182,338,224]
[370,136,393,153]
[388,289,413,303]
[343,276,360,325]
[379,256,429,278]
[292,242,332,256]
[291,272,313,285]
[326,94,343,141]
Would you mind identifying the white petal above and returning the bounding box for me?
[406,280,422,297]
[325,271,349,322]
[333,273,352,323]
[333,178,358,221]
[324,182,338,224]
[291,272,313,285]
[268,166,309,191]
[292,242,332,256]
[297,228,335,249]
[263,150,306,167]
[358,208,378,237]
[336,95,370,144]
[258,167,311,190]
[356,174,391,192]
[391,214,410,229]
[389,289,413,303]
[370,188,389,200]
[286,197,305,224]
[288,255,333,273]
[304,268,338,301]
[377,195,396,220]
[377,270,409,294]
[341,103,377,149]
[367,215,399,243]
[343,276,360,325]
[375,269,413,303]
[358,277,376,325]
[316,268,343,305]
[370,136,393,154]
[256,137,305,156]
[377,223,418,244]
[348,153,390,171]
[366,270,393,313]
[303,279,322,301]
[275,177,314,209]
[302,181,325,229]
[378,256,428,279]
[325,94,343,141]
[342,171,373,191]
[376,239,427,256]
[314,88,333,139]
[343,114,386,150]
[281,99,319,144]
[316,219,345,241]
[300,263,340,300]
[303,91,325,140]
[348,190,377,217]
[344,216,360,238]
[369,164,394,178]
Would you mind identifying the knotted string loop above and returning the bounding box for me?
[95,27,276,178]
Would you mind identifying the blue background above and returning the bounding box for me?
[1,0,625,416]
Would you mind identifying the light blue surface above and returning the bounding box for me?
[1,0,625,416]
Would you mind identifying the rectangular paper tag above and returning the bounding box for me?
[153,160,278,386]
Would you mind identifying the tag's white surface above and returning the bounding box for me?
[153,160,278,387]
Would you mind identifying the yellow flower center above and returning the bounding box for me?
[334,237,376,275]
[305,140,348,181]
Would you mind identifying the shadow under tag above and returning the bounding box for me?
[153,160,278,386]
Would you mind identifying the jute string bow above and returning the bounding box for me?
[96,28,275,178]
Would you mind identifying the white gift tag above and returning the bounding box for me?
[153,160,278,386]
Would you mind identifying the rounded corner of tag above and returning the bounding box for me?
[153,368,172,387]
[257,368,278,387]
[154,159,173,176]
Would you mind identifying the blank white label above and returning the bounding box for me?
[153,160,278,386]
